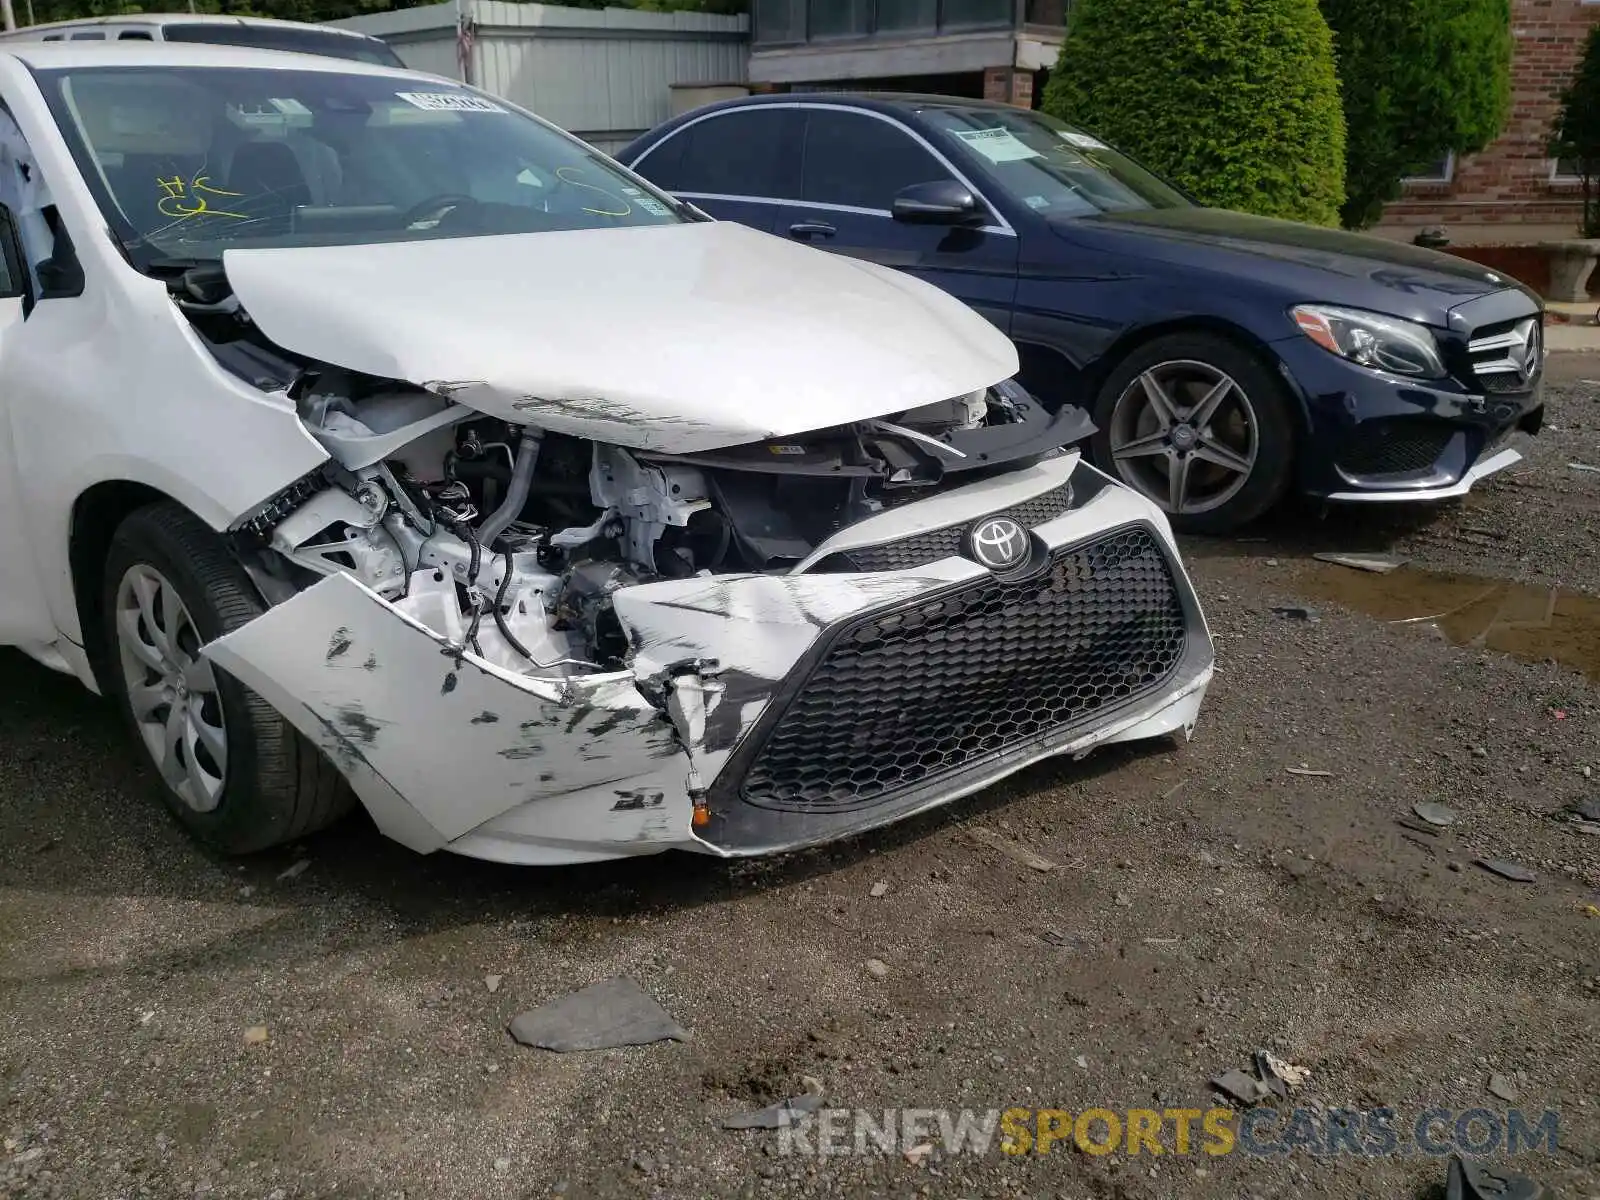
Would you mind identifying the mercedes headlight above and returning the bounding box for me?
[1291,304,1446,379]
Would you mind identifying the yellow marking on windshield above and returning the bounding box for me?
[556,166,632,217]
[156,175,248,221]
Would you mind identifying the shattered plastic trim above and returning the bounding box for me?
[206,459,1213,865]
[204,572,692,858]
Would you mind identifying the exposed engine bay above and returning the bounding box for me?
[151,236,1211,866]
[176,259,1095,685]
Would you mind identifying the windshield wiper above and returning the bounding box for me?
[670,195,713,222]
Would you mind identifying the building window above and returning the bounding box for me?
[1404,151,1454,184]
[1552,156,1586,182]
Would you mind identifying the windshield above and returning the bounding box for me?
[161,24,408,69]
[35,65,684,270]
[918,104,1190,217]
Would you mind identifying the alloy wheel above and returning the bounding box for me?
[114,563,228,813]
[1107,359,1259,516]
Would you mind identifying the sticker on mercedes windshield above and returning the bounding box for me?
[952,127,1041,163]
[1059,130,1108,150]
[395,92,507,113]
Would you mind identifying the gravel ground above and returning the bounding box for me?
[3,361,1600,1200]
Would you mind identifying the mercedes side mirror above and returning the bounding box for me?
[891,179,984,225]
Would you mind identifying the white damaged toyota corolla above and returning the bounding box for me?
[0,44,1214,864]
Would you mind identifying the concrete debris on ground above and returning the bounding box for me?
[721,1076,825,1130]
[1213,1049,1310,1105]
[1396,816,1444,838]
[507,977,688,1052]
[1255,1049,1311,1093]
[1486,1072,1520,1102]
[1286,765,1334,777]
[868,881,889,898]
[966,827,1057,871]
[1446,1152,1551,1200]
[864,958,889,979]
[1210,1068,1272,1105]
[276,859,311,882]
[1475,858,1537,884]
[484,974,503,994]
[1412,801,1458,827]
[1313,552,1407,573]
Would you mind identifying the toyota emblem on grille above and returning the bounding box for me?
[967,516,1029,571]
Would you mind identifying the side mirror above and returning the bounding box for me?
[35,215,84,300]
[36,254,84,300]
[891,179,984,225]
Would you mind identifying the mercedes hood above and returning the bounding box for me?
[1048,208,1529,324]
[221,221,1019,455]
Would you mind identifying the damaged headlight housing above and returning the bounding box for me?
[1290,304,1447,379]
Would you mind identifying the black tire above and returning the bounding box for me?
[101,501,352,854]
[1088,331,1296,535]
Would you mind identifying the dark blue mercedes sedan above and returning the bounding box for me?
[618,94,1545,533]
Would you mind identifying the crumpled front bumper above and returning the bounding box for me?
[204,453,1214,865]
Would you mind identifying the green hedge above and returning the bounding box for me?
[1323,0,1511,229]
[1042,0,1346,226]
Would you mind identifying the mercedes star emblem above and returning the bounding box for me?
[1521,323,1541,382]
[967,516,1029,571]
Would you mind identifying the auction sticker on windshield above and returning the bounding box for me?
[952,127,1041,163]
[396,91,507,114]
[1059,130,1108,150]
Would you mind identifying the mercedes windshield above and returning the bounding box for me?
[917,103,1191,218]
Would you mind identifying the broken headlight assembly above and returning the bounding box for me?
[1290,304,1447,379]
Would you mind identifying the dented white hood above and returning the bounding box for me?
[222,221,1019,454]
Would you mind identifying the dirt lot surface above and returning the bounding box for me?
[4,360,1600,1200]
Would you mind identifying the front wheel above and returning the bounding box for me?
[1089,333,1296,534]
[102,502,352,854]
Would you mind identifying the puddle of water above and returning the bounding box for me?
[1300,564,1600,682]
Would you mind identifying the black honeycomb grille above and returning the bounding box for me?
[1337,418,1454,478]
[814,483,1073,573]
[1479,373,1529,396]
[740,525,1187,812]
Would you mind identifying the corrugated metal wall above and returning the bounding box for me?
[386,37,459,82]
[334,1,748,149]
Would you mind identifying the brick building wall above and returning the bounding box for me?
[1377,0,1600,242]
[982,66,1035,107]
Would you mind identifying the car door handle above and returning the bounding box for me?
[789,221,836,239]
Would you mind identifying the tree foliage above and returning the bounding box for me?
[1320,0,1511,229]
[1550,22,1600,238]
[1041,0,1345,227]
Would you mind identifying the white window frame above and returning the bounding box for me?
[1551,156,1585,183]
[1404,151,1455,185]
